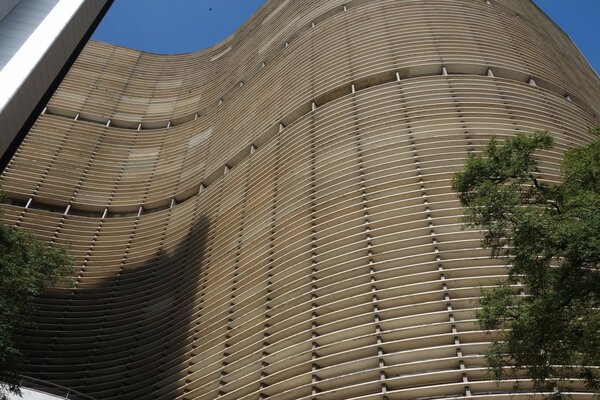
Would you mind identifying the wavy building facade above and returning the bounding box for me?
[1,0,599,399]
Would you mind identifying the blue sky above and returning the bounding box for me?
[92,0,265,54]
[92,0,599,74]
[534,0,599,74]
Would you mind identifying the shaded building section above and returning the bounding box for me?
[1,0,599,399]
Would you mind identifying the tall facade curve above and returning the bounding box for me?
[1,0,599,399]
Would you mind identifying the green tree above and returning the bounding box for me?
[0,190,73,400]
[452,129,600,398]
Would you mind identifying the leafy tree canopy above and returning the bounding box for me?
[0,190,73,399]
[452,129,600,397]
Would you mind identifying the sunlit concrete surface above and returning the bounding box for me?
[6,387,64,400]
[0,0,109,159]
[0,0,598,399]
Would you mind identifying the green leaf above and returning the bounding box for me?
[453,128,600,398]
[0,186,73,399]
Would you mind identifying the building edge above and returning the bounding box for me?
[0,0,114,172]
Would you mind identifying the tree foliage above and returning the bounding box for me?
[452,129,600,397]
[0,190,73,399]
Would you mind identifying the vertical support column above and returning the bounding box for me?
[188,185,220,396]
[28,117,72,210]
[139,117,170,211]
[14,197,33,228]
[183,177,209,394]
[218,157,251,397]
[410,129,468,394]
[259,133,282,400]
[70,121,107,213]
[446,73,474,396]
[308,112,321,400]
[350,76,388,397]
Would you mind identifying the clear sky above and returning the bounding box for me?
[92,0,599,74]
[92,0,266,54]
[534,0,599,74]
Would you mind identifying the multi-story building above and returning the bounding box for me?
[1,0,599,399]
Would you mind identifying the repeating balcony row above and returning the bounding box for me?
[2,66,594,218]
[3,146,572,398]
[49,0,600,125]
[4,1,598,398]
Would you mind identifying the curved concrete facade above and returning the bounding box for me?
[1,0,599,399]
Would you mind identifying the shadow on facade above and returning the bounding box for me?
[18,216,211,400]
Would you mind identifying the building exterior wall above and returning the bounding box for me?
[0,0,110,161]
[1,0,599,399]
